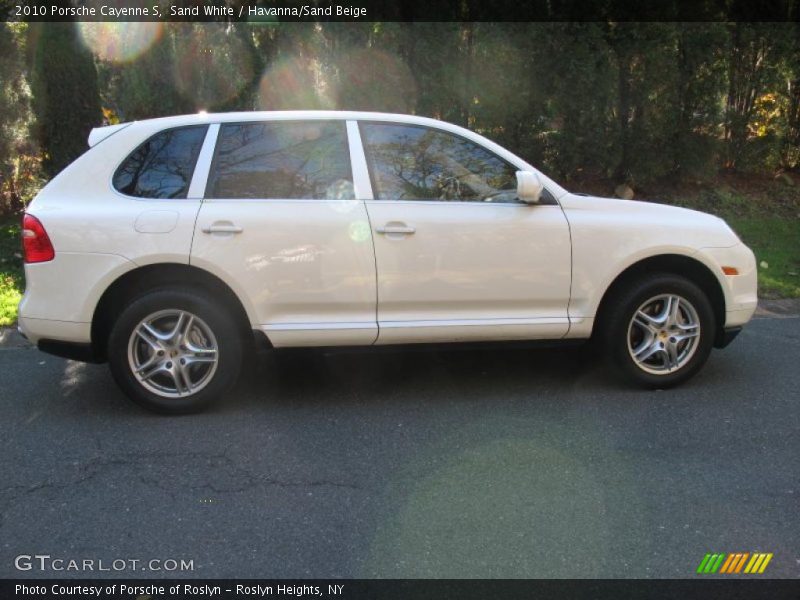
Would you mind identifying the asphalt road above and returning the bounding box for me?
[0,316,797,579]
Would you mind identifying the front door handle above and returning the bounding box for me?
[202,223,243,234]
[376,224,416,235]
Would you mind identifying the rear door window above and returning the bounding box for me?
[206,121,354,200]
[113,125,208,199]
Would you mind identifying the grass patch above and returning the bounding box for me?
[727,217,800,299]
[0,215,24,327]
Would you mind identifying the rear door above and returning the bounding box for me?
[190,119,378,347]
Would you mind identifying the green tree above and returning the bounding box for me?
[0,23,35,213]
[30,22,102,178]
[776,22,800,170]
[99,27,193,121]
[671,23,727,178]
[723,23,791,170]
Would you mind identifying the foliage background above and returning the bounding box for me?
[1,20,799,211]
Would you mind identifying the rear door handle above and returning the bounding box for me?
[202,223,243,234]
[376,224,416,235]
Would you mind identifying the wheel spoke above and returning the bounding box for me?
[634,340,662,362]
[665,341,680,370]
[673,330,699,343]
[634,311,659,333]
[160,366,181,394]
[138,360,165,382]
[168,311,189,343]
[184,354,216,366]
[180,315,195,344]
[174,363,193,395]
[135,351,159,372]
[651,296,673,326]
[667,295,682,328]
[185,340,217,355]
[631,327,655,355]
[135,323,165,350]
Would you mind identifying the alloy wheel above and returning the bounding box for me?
[127,309,219,398]
[626,293,701,375]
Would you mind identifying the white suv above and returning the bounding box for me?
[18,111,757,413]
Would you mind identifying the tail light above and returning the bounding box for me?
[22,213,55,263]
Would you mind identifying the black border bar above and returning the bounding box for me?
[4,579,800,600]
[2,0,800,22]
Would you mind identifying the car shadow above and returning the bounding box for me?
[49,341,627,417]
[228,342,620,412]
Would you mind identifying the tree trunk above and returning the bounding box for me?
[30,22,102,178]
[615,47,633,182]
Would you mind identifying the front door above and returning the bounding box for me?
[358,122,572,344]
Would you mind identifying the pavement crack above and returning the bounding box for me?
[0,451,361,509]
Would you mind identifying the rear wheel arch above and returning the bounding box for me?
[91,263,256,361]
[592,254,727,346]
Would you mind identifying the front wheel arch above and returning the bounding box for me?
[592,254,726,346]
[601,273,716,388]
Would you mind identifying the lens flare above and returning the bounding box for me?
[335,48,417,113]
[348,221,371,243]
[78,22,162,63]
[258,48,416,113]
[329,198,360,214]
[172,25,255,109]
[257,56,336,110]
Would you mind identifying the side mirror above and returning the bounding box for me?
[516,171,544,204]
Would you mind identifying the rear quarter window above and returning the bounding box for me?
[113,125,208,199]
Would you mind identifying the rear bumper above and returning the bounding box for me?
[17,315,91,346]
[17,317,102,363]
[714,326,743,349]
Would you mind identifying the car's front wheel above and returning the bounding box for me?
[108,288,243,414]
[604,274,716,388]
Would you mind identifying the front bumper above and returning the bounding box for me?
[699,243,758,327]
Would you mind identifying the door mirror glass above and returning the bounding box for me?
[516,171,544,204]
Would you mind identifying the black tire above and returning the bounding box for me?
[107,287,243,414]
[602,273,716,389]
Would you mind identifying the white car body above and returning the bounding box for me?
[17,111,757,405]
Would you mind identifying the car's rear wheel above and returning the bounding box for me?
[108,288,242,414]
[603,274,716,388]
